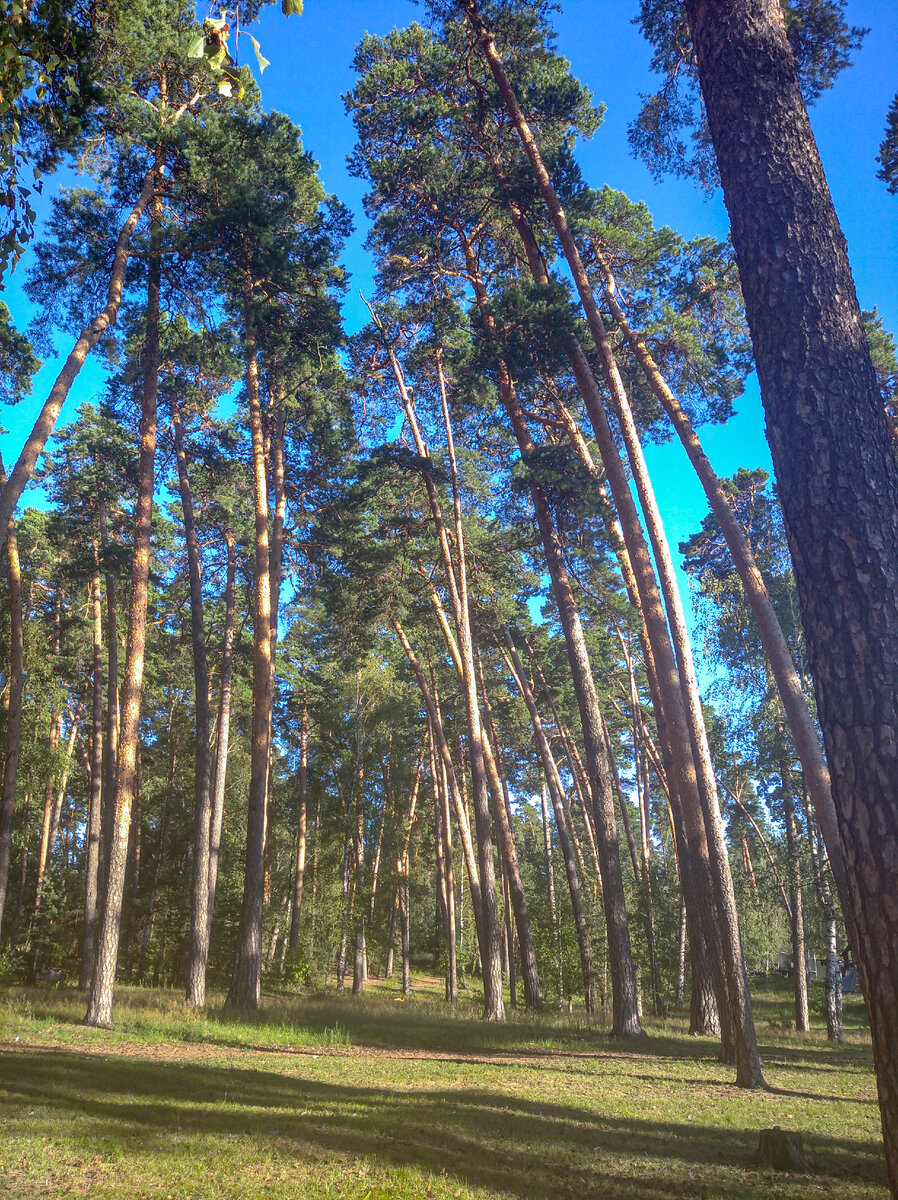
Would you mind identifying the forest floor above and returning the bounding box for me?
[0,973,885,1200]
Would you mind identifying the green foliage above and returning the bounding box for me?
[878,92,898,194]
[863,307,898,440]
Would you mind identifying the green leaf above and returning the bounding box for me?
[188,34,206,59]
[281,0,303,15]
[248,34,270,73]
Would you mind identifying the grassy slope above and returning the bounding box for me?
[0,975,886,1200]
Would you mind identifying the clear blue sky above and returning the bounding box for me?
[2,0,896,672]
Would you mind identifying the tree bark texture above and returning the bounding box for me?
[207,529,236,939]
[80,564,105,990]
[173,408,213,1009]
[86,168,162,1028]
[288,696,309,951]
[0,500,24,942]
[227,296,273,1013]
[684,0,898,1149]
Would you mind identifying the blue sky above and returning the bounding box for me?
[2,0,896,673]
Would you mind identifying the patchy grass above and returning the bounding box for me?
[0,974,885,1199]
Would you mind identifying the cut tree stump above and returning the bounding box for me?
[755,1127,808,1171]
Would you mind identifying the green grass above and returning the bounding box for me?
[0,974,886,1199]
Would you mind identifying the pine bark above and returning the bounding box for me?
[684,0,898,1135]
[86,165,162,1028]
[80,563,104,990]
[288,696,309,951]
[597,258,849,920]
[207,529,236,939]
[227,289,273,1012]
[0,497,23,941]
[99,496,119,894]
[173,406,213,1008]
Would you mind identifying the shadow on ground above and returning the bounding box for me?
[2,1048,887,1200]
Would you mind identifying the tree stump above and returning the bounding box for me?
[755,1127,808,1172]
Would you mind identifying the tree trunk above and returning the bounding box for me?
[0,495,24,942]
[431,722,458,1003]
[227,284,274,1014]
[801,785,843,1042]
[429,592,541,1009]
[99,495,119,897]
[173,406,213,1009]
[456,233,640,1035]
[207,528,236,940]
[783,767,810,1033]
[80,562,105,990]
[540,784,563,1004]
[502,630,596,1012]
[288,696,309,951]
[0,169,155,546]
[464,4,759,1069]
[393,620,485,947]
[86,162,162,1028]
[684,0,898,1155]
[351,773,367,996]
[376,329,504,1020]
[598,255,850,919]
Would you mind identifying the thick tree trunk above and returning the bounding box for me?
[80,564,105,990]
[683,0,898,1163]
[227,289,274,1013]
[0,499,24,942]
[86,166,162,1028]
[173,407,213,1009]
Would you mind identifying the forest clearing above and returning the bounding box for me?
[0,975,886,1200]
[0,0,897,1198]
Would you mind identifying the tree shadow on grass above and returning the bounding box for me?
[1,1049,886,1200]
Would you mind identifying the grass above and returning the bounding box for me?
[0,973,886,1199]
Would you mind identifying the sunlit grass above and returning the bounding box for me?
[0,973,885,1199]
